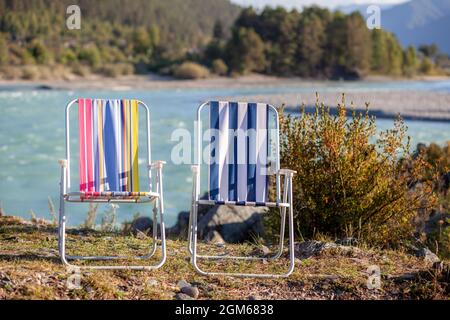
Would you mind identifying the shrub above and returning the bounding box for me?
[266,94,436,247]
[414,142,450,258]
[21,66,39,80]
[29,40,51,64]
[78,46,101,68]
[211,59,228,75]
[97,63,134,77]
[173,61,210,79]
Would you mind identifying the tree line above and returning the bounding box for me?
[0,1,448,79]
[201,6,448,79]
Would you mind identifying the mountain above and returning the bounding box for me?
[381,0,450,54]
[336,0,450,54]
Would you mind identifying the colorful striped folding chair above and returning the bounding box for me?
[188,101,296,278]
[58,98,166,270]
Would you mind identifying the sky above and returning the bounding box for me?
[230,0,410,10]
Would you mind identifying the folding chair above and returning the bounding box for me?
[58,98,166,270]
[188,101,296,278]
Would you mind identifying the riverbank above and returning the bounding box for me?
[1,73,449,90]
[1,74,450,121]
[0,215,448,300]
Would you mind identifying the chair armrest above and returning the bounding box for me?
[148,160,166,170]
[58,159,68,168]
[279,168,297,175]
[191,165,200,174]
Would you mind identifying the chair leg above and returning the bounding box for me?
[58,168,166,270]
[190,174,295,278]
[191,174,289,262]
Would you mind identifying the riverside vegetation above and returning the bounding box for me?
[0,1,449,80]
[0,96,449,299]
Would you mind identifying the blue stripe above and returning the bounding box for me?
[209,101,220,201]
[103,100,119,191]
[247,103,257,202]
[228,102,238,201]
[264,104,269,202]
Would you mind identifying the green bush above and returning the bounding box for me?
[97,63,134,78]
[414,142,450,258]
[78,46,101,68]
[29,40,50,64]
[173,61,210,79]
[266,94,436,247]
[211,59,228,75]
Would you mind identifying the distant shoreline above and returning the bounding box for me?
[0,73,449,91]
[1,74,450,122]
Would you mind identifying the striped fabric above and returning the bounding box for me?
[78,98,140,194]
[208,101,270,204]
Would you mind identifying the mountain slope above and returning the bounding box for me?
[381,0,450,53]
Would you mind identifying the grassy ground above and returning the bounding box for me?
[0,215,448,300]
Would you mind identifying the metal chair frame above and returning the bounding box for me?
[58,99,166,270]
[187,101,296,278]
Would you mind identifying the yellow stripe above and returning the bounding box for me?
[131,100,139,191]
[124,100,131,191]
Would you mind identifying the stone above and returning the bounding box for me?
[336,237,358,246]
[295,240,360,260]
[416,248,440,263]
[205,230,224,244]
[261,245,271,255]
[177,279,190,289]
[168,193,267,243]
[147,279,158,287]
[181,286,199,299]
[175,293,194,300]
[130,217,152,235]
[248,295,259,300]
[197,205,267,243]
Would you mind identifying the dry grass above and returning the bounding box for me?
[0,215,448,300]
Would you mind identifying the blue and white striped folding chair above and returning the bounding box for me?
[188,101,296,278]
[58,98,166,270]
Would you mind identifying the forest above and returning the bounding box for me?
[0,0,448,79]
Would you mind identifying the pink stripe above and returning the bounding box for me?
[78,98,87,191]
[85,99,94,191]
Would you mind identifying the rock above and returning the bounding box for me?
[181,286,199,299]
[168,193,267,243]
[295,241,337,259]
[205,230,225,244]
[336,237,358,246]
[147,279,158,287]
[416,248,440,263]
[130,217,152,235]
[295,240,361,260]
[177,279,190,289]
[248,295,259,300]
[175,293,194,300]
[197,205,267,243]
[261,245,271,255]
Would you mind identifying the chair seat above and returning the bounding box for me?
[65,191,159,203]
[197,199,290,208]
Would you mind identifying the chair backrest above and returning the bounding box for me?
[77,98,140,193]
[201,101,279,204]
